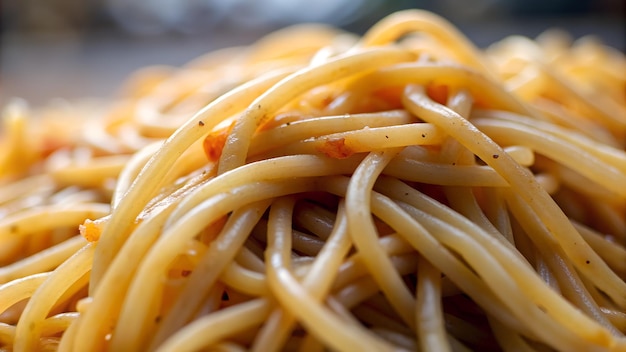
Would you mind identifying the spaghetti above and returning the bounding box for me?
[1,9,625,352]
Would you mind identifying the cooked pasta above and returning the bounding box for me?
[1,9,625,352]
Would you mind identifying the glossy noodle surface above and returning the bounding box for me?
[1,10,625,352]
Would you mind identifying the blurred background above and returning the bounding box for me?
[1,0,624,105]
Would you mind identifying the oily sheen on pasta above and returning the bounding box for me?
[1,9,625,352]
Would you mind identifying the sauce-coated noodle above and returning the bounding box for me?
[1,10,625,352]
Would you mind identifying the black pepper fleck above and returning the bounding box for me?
[198,120,205,126]
[492,154,499,159]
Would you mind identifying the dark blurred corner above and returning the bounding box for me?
[1,0,624,105]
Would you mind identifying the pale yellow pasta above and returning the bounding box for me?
[0,9,625,352]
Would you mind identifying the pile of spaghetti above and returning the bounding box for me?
[1,10,625,352]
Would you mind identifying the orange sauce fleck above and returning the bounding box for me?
[426,84,449,105]
[320,94,335,108]
[79,219,104,242]
[317,138,354,159]
[202,122,235,162]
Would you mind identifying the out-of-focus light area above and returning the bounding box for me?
[1,0,624,105]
